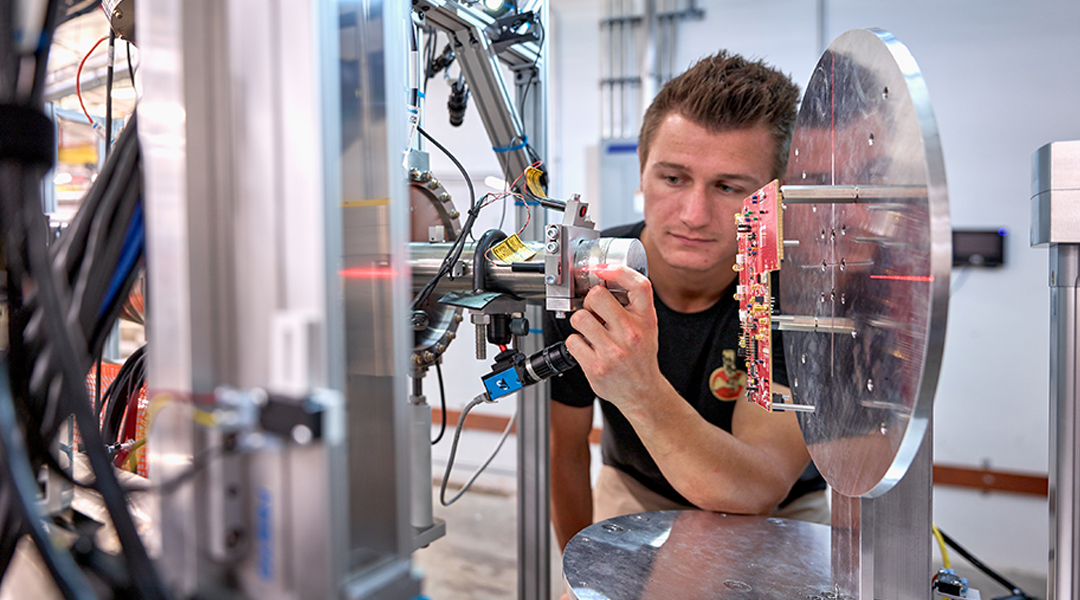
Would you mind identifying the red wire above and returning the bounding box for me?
[508,160,542,193]
[516,196,531,234]
[498,344,508,352]
[120,384,141,443]
[77,36,109,127]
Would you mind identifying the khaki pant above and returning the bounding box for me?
[592,464,831,525]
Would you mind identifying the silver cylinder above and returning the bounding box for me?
[409,399,433,530]
[1049,243,1080,600]
[573,237,649,303]
[409,237,649,301]
[410,241,548,298]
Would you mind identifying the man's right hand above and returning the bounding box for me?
[550,401,594,551]
[565,265,665,417]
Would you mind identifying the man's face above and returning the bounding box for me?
[640,113,776,274]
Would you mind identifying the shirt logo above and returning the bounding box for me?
[710,349,746,401]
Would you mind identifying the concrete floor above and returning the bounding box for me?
[414,487,563,600]
[414,486,1048,600]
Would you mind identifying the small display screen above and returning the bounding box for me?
[952,229,1005,267]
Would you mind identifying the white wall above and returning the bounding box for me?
[424,0,1080,575]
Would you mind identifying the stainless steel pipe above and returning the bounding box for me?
[410,237,647,300]
[410,241,548,297]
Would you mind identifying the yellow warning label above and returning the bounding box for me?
[525,167,547,198]
[489,234,537,264]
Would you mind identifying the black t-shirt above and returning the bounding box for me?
[544,221,824,508]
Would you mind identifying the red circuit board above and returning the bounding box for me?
[734,180,783,411]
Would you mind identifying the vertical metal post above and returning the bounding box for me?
[639,0,657,120]
[1049,245,1080,600]
[515,2,550,596]
[816,0,828,56]
[831,429,933,599]
[337,2,424,596]
[1032,140,1080,600]
[622,0,630,137]
[140,1,238,591]
[517,376,550,600]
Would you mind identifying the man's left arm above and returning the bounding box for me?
[564,266,809,515]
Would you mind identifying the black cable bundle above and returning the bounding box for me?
[9,114,144,468]
[51,113,144,359]
[99,344,146,446]
[411,125,481,312]
[0,2,167,597]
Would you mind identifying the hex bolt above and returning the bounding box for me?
[545,274,557,285]
[545,225,560,241]
[475,323,486,360]
[546,241,559,254]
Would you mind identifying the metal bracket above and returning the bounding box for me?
[487,10,541,54]
[544,195,599,316]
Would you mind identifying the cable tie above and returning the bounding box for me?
[492,136,528,153]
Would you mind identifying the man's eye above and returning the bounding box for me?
[717,183,739,194]
[664,175,681,185]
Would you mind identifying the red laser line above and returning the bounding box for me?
[870,274,935,283]
[340,267,398,279]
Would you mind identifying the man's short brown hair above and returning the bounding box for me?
[639,51,800,180]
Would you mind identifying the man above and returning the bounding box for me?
[545,50,828,552]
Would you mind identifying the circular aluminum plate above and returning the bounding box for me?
[781,29,950,497]
[563,511,838,600]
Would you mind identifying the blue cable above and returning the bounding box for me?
[98,201,144,317]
